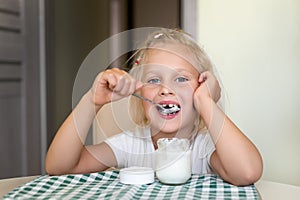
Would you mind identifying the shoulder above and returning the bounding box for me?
[193,130,214,144]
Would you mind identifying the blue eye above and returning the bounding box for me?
[175,77,188,82]
[148,78,161,84]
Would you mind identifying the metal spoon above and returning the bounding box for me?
[132,93,180,115]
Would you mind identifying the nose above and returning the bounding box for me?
[159,85,174,96]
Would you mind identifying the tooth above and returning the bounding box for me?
[169,104,173,107]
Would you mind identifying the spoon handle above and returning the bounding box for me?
[132,93,163,109]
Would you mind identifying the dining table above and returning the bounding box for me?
[2,170,259,199]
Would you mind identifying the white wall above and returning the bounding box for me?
[198,0,300,186]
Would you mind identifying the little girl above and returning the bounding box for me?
[45,29,263,186]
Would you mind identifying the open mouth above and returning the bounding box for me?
[157,104,181,116]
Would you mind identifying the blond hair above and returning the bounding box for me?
[129,28,213,131]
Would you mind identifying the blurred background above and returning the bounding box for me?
[0,0,299,186]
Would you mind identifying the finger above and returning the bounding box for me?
[115,77,132,95]
[135,81,143,90]
[119,78,142,95]
[113,72,132,92]
[128,80,139,94]
[105,69,127,91]
[198,71,208,84]
[105,73,118,91]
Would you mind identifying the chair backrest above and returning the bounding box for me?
[93,97,136,144]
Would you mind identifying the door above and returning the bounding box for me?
[0,0,44,178]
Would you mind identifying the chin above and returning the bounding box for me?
[158,126,180,135]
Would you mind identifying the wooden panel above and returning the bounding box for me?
[0,82,20,97]
[0,31,21,61]
[0,12,21,31]
[0,8,21,61]
[0,96,23,178]
[0,0,23,179]
[0,31,22,47]
[0,42,21,61]
[0,0,20,13]
[0,64,21,79]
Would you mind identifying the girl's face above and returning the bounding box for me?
[140,48,199,136]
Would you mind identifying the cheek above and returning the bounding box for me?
[178,85,198,109]
[182,93,195,108]
[142,101,159,123]
[142,101,150,114]
[140,87,158,119]
[141,86,157,100]
[179,83,197,97]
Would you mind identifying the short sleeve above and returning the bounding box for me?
[191,132,216,174]
[105,127,155,169]
[105,133,127,168]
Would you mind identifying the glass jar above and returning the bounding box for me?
[155,138,191,185]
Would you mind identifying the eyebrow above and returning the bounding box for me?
[142,67,198,80]
[176,68,198,75]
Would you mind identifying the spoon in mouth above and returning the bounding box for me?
[132,93,180,115]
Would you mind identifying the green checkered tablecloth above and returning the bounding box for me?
[3,170,259,199]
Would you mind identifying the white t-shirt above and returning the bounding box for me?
[105,126,215,174]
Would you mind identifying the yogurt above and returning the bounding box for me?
[155,138,191,184]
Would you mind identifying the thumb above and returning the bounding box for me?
[135,81,144,90]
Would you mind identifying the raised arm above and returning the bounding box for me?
[194,71,263,186]
[45,68,141,175]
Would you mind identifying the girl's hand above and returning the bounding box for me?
[90,68,142,106]
[194,71,221,112]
